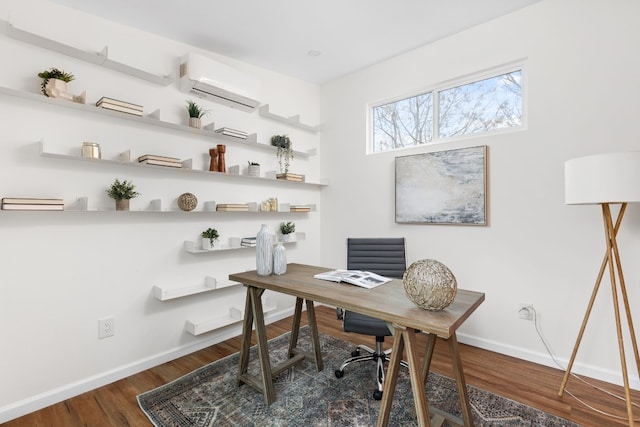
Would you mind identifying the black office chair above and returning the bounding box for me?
[334,237,407,400]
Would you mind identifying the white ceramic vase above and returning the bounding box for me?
[273,243,287,275]
[202,237,217,251]
[248,165,261,177]
[189,117,202,129]
[256,224,273,275]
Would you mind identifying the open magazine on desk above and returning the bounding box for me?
[313,270,392,289]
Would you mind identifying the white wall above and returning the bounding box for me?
[0,0,322,422]
[321,0,640,388]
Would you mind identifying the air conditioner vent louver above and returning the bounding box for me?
[179,53,261,113]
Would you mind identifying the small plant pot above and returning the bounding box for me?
[189,117,202,129]
[202,238,219,251]
[45,78,72,99]
[281,233,294,242]
[248,165,261,177]
[115,199,130,211]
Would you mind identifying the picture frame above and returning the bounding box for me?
[395,145,487,225]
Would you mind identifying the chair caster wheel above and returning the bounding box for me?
[335,370,344,378]
[351,349,360,357]
[373,390,383,400]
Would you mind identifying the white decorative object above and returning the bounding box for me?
[202,237,215,251]
[248,164,261,177]
[256,224,273,275]
[403,259,457,311]
[189,117,201,129]
[273,243,287,275]
[45,79,71,99]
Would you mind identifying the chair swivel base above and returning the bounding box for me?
[334,340,408,400]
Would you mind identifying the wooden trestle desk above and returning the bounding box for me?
[229,263,484,427]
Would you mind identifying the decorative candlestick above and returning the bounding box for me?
[217,144,226,173]
[209,148,218,172]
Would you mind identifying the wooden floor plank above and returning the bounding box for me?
[3,305,637,426]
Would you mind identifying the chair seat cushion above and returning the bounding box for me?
[343,311,392,337]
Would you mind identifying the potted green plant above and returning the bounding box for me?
[279,221,296,242]
[186,100,209,129]
[201,227,220,250]
[271,135,293,175]
[248,161,261,177]
[106,178,140,211]
[37,67,75,98]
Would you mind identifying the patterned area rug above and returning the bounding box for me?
[138,328,581,427]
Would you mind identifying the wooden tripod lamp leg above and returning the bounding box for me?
[558,203,626,397]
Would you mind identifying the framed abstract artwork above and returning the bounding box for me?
[395,145,487,225]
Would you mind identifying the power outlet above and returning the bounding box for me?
[518,304,534,321]
[98,317,115,339]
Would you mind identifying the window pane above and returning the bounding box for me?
[372,93,433,152]
[438,70,522,139]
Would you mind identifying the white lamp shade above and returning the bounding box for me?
[565,152,640,205]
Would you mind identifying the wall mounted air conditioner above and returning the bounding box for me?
[179,52,261,113]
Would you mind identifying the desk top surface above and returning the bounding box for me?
[229,263,484,338]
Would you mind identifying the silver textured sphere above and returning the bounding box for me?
[403,259,457,311]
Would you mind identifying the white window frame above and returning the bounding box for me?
[368,59,527,154]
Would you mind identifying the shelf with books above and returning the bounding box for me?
[185,297,276,336]
[0,87,317,158]
[3,20,173,86]
[152,276,241,301]
[37,141,327,188]
[259,104,322,134]
[183,232,305,254]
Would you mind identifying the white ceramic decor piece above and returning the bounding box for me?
[273,243,287,275]
[256,224,273,275]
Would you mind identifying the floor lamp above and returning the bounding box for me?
[560,152,640,426]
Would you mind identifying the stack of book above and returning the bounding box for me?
[1,197,64,211]
[137,154,182,168]
[214,127,247,139]
[290,205,311,213]
[96,97,143,116]
[241,237,256,247]
[216,203,250,212]
[276,173,305,182]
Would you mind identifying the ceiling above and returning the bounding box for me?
[49,0,541,84]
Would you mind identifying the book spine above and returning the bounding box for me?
[2,198,64,204]
[98,103,144,116]
[96,97,143,110]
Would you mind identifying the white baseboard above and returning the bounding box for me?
[0,307,295,424]
[457,332,640,390]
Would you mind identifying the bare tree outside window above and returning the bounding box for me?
[371,69,522,153]
[439,71,522,138]
[372,93,433,152]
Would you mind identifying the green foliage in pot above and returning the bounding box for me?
[271,135,293,174]
[106,178,140,200]
[186,100,209,118]
[279,221,295,235]
[201,227,219,246]
[37,67,75,96]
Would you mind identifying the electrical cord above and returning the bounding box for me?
[527,306,640,422]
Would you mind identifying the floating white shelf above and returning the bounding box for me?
[153,276,241,301]
[185,298,276,336]
[3,20,173,86]
[259,104,322,134]
[184,233,305,254]
[37,141,327,187]
[0,88,317,158]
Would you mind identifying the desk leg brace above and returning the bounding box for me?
[237,286,276,404]
[288,297,323,371]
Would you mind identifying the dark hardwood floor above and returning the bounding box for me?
[4,305,637,426]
